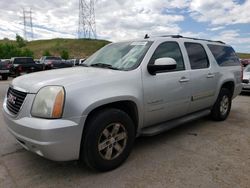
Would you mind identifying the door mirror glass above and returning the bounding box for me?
[148,57,177,75]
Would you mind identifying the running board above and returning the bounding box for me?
[140,109,211,136]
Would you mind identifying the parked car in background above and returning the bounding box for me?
[34,59,40,64]
[9,57,44,77]
[240,59,250,67]
[68,58,86,66]
[0,59,11,80]
[242,65,250,92]
[65,59,76,66]
[40,56,73,69]
[79,58,86,65]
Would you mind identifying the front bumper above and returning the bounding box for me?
[242,83,250,92]
[3,96,86,161]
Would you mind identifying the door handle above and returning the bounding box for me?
[179,77,190,83]
[207,73,215,78]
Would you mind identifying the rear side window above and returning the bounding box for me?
[207,44,240,66]
[14,58,26,64]
[26,58,35,64]
[185,43,209,69]
[150,42,185,71]
[14,58,34,64]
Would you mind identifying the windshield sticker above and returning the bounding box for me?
[130,41,148,46]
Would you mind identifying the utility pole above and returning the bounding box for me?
[78,0,97,39]
[22,8,34,40]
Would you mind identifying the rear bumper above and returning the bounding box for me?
[233,83,243,98]
[0,70,10,74]
[2,98,86,161]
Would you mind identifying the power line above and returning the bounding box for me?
[78,0,97,39]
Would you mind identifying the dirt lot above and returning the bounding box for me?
[0,78,250,188]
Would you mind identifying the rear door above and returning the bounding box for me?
[184,42,218,112]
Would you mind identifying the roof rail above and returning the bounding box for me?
[160,35,183,38]
[176,36,225,44]
[145,34,225,44]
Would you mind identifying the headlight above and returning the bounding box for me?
[31,86,65,119]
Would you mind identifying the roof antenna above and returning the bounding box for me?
[144,34,149,39]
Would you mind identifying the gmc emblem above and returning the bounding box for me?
[7,93,16,105]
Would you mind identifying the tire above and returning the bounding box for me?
[211,88,232,121]
[80,108,135,172]
[2,74,8,80]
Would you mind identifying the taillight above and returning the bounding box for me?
[18,66,22,72]
[241,64,243,81]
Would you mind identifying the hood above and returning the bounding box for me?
[12,67,125,93]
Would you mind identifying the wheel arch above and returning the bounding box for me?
[84,100,140,132]
[79,100,140,161]
[220,81,235,97]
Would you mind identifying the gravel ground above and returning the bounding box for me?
[0,78,250,188]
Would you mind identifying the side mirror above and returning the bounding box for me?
[148,57,177,75]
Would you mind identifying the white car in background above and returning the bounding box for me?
[242,65,250,92]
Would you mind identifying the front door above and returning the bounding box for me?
[143,41,191,127]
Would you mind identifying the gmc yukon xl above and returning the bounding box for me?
[3,35,242,171]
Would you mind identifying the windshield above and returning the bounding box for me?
[84,41,152,70]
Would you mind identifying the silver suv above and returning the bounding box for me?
[3,35,242,171]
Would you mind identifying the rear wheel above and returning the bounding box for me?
[80,108,135,171]
[211,88,232,121]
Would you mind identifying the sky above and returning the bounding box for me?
[0,0,250,53]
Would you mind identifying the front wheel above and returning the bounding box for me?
[211,88,232,121]
[80,108,135,171]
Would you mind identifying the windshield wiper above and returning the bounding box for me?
[89,63,120,70]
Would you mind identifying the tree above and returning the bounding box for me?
[21,48,34,57]
[60,50,69,60]
[43,50,51,56]
[16,34,26,48]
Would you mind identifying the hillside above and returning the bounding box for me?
[0,38,250,59]
[0,38,110,59]
[237,53,250,59]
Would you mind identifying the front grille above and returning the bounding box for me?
[6,87,27,115]
[242,79,249,84]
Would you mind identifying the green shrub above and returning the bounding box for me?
[43,50,51,56]
[0,43,34,59]
[60,50,69,60]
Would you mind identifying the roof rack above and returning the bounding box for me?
[144,34,225,44]
[175,36,225,44]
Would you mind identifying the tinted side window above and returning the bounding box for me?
[14,58,26,64]
[150,42,185,71]
[26,58,35,64]
[185,43,209,69]
[207,44,240,66]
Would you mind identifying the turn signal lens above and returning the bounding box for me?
[52,90,65,118]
